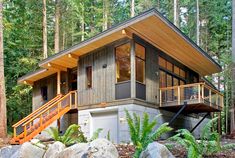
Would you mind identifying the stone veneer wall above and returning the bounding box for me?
[78,104,209,143]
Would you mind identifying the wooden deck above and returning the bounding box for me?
[159,83,223,114]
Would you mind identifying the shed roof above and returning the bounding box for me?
[18,8,221,85]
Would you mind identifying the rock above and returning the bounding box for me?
[55,139,118,158]
[31,139,47,149]
[11,142,45,158]
[88,138,119,158]
[44,141,65,158]
[140,142,175,158]
[0,145,21,158]
[55,143,88,158]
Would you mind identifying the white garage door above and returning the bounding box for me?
[91,111,118,143]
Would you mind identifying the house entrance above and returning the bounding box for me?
[70,69,77,91]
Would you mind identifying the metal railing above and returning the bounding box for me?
[159,83,223,109]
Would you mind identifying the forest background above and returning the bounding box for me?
[1,0,232,134]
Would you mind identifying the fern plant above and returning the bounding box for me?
[125,109,173,158]
[46,124,87,146]
[170,117,235,158]
[46,124,102,146]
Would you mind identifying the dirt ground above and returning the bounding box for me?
[116,138,235,158]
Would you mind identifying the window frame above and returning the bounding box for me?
[115,42,131,83]
[86,66,92,89]
[135,42,146,85]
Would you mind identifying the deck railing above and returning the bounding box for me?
[159,83,223,109]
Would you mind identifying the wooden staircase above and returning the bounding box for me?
[11,91,78,144]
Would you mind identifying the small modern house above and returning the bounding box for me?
[12,9,223,144]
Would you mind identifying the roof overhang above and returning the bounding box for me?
[19,9,221,85]
[18,68,57,85]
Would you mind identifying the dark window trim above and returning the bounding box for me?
[115,42,131,83]
[86,66,92,89]
[159,67,186,82]
[135,42,146,85]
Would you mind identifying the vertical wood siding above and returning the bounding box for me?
[78,46,115,105]
[32,74,57,111]
[146,46,159,104]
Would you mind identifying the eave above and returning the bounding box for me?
[18,8,221,85]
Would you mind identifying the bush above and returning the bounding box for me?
[125,109,172,158]
[46,124,102,146]
[170,117,235,158]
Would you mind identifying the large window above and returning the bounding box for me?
[159,56,186,101]
[86,66,92,89]
[116,43,131,82]
[135,43,145,83]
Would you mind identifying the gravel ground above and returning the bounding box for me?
[115,138,235,158]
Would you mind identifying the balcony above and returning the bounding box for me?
[159,83,223,114]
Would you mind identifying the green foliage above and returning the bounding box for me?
[46,124,103,146]
[46,124,87,146]
[90,128,103,141]
[170,117,235,158]
[3,0,232,135]
[107,130,111,141]
[125,109,172,158]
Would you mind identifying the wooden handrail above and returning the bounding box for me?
[160,82,203,90]
[159,83,223,108]
[12,94,62,128]
[203,84,223,96]
[22,91,77,127]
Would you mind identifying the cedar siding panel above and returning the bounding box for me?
[32,74,57,111]
[78,46,115,106]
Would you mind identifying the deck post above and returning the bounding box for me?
[57,71,61,95]
[198,84,201,103]
[13,127,16,138]
[178,86,180,105]
[201,84,204,102]
[159,90,162,107]
[209,89,212,106]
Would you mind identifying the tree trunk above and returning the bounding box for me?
[196,0,200,46]
[173,0,179,27]
[54,0,60,53]
[231,0,235,134]
[130,0,135,17]
[43,0,47,59]
[103,0,109,31]
[0,0,7,138]
[81,6,85,41]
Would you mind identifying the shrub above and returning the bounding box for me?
[46,124,102,146]
[125,109,173,158]
[170,117,235,158]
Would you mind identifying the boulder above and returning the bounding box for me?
[0,145,21,158]
[88,138,119,158]
[55,143,88,158]
[30,139,47,149]
[140,142,175,158]
[44,141,65,158]
[11,142,45,158]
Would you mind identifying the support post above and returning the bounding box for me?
[198,84,201,102]
[190,112,209,133]
[57,71,61,95]
[218,112,221,135]
[130,40,136,98]
[209,89,212,106]
[169,102,187,126]
[178,86,180,105]
[57,118,61,133]
[159,90,162,107]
